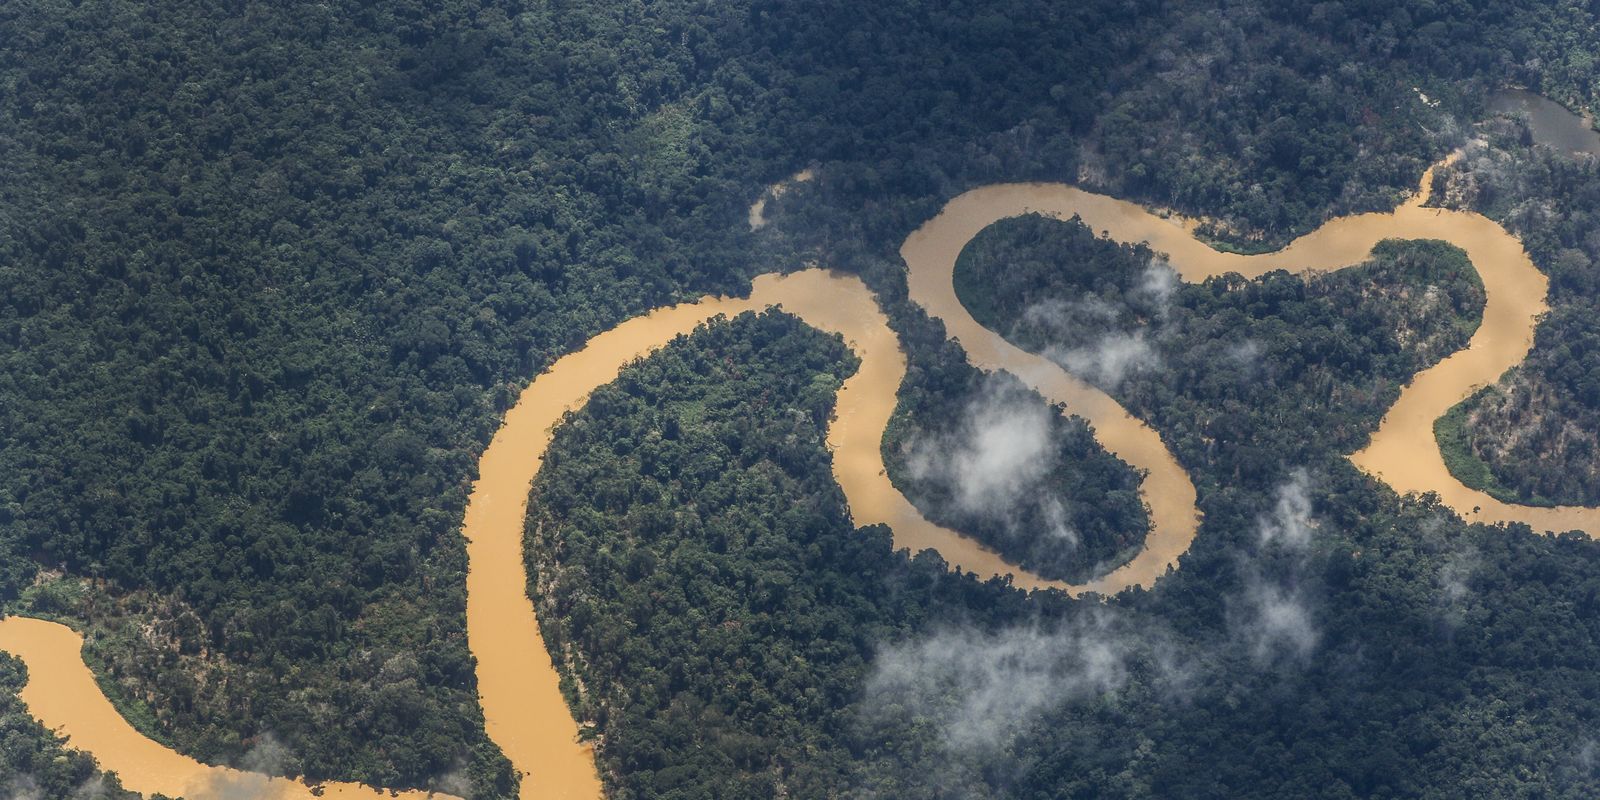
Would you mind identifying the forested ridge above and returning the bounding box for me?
[6,0,1600,796]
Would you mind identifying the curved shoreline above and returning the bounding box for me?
[902,194,1202,595]
[0,616,457,800]
[462,269,1079,799]
[907,155,1575,533]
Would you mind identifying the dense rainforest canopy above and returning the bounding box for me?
[6,0,1600,796]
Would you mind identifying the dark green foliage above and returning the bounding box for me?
[1081,0,1600,247]
[1084,8,1452,247]
[4,0,1600,794]
[526,311,1032,797]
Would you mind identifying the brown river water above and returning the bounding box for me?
[0,148,1588,799]
[0,616,459,800]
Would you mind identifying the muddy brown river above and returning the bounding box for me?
[0,151,1586,799]
[0,616,459,800]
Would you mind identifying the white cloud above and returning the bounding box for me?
[906,381,1060,523]
[1437,548,1476,606]
[1021,259,1176,389]
[1239,581,1319,662]
[4,774,42,800]
[863,614,1137,754]
[1257,468,1314,550]
[431,765,474,797]
[1575,738,1600,780]
[1227,339,1264,368]
[1434,539,1479,631]
[193,733,293,800]
[1233,470,1321,663]
[1138,258,1178,314]
[1047,331,1160,389]
[70,776,112,800]
[1022,296,1119,336]
[1041,496,1079,545]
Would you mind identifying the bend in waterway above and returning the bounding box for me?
[462,269,1090,798]
[0,615,457,800]
[906,153,1592,536]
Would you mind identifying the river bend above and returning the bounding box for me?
[0,616,458,800]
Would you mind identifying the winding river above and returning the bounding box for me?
[0,149,1587,798]
[462,151,1573,796]
[0,616,459,800]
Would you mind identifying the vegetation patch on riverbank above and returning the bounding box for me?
[882,348,1150,584]
[1433,392,1553,507]
[1430,123,1600,509]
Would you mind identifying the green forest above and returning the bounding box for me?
[5,0,1600,796]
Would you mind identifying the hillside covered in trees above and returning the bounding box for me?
[6,0,1600,796]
